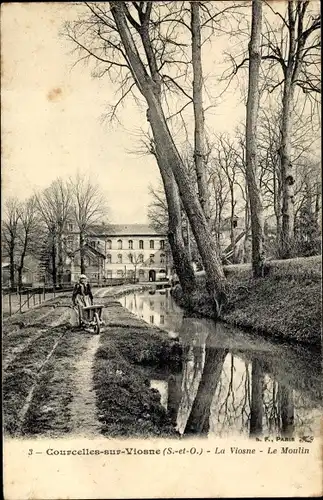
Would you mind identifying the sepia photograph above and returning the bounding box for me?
[2,1,322,498]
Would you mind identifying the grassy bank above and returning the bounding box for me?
[93,301,182,437]
[172,256,321,347]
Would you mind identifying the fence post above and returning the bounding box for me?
[43,284,46,301]
[33,292,36,306]
[27,291,30,309]
[53,284,56,298]
[39,291,41,304]
[19,292,22,313]
[9,292,12,316]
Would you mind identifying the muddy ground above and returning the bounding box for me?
[3,284,181,438]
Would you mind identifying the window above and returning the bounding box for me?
[160,240,165,250]
[160,315,165,325]
[117,270,123,277]
[160,253,166,265]
[106,270,112,279]
[117,239,123,249]
[150,240,154,249]
[128,240,133,249]
[128,253,133,263]
[106,239,112,250]
[149,254,155,264]
[149,300,154,310]
[138,254,144,263]
[139,240,144,249]
[106,254,112,264]
[117,254,122,264]
[150,315,154,324]
[139,269,145,278]
[67,223,74,231]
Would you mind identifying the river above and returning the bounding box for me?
[119,289,321,439]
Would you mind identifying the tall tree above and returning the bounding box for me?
[16,196,40,288]
[2,198,21,288]
[35,178,72,286]
[69,173,108,274]
[151,139,196,296]
[262,1,320,257]
[191,1,210,221]
[66,1,227,312]
[245,0,264,277]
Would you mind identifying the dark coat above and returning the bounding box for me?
[72,282,93,304]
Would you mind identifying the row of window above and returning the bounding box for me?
[106,253,166,265]
[107,239,165,250]
[106,269,146,278]
[64,237,165,252]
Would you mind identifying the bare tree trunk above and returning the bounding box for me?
[111,3,227,313]
[154,142,196,296]
[280,76,295,258]
[191,1,210,221]
[9,246,15,289]
[245,0,264,278]
[229,185,236,262]
[273,165,282,249]
[80,231,86,274]
[314,183,321,231]
[51,233,57,286]
[57,230,64,286]
[17,238,29,289]
[243,194,250,263]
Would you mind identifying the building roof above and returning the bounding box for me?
[90,224,166,237]
[84,244,106,259]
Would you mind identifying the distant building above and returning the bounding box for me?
[102,224,168,282]
[2,263,35,288]
[63,223,169,282]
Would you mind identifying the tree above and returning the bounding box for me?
[66,2,227,313]
[245,0,264,277]
[69,173,108,274]
[35,178,72,286]
[147,183,168,234]
[150,139,196,295]
[191,1,210,221]
[16,196,40,288]
[127,252,141,282]
[2,197,21,288]
[211,133,245,263]
[262,1,321,257]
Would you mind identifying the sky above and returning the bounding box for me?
[2,2,247,223]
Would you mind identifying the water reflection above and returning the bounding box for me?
[121,291,321,439]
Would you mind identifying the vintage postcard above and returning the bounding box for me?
[2,1,322,498]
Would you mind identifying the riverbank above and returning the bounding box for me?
[94,301,181,437]
[172,256,321,347]
[3,282,182,437]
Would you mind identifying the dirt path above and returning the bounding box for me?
[69,334,101,436]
